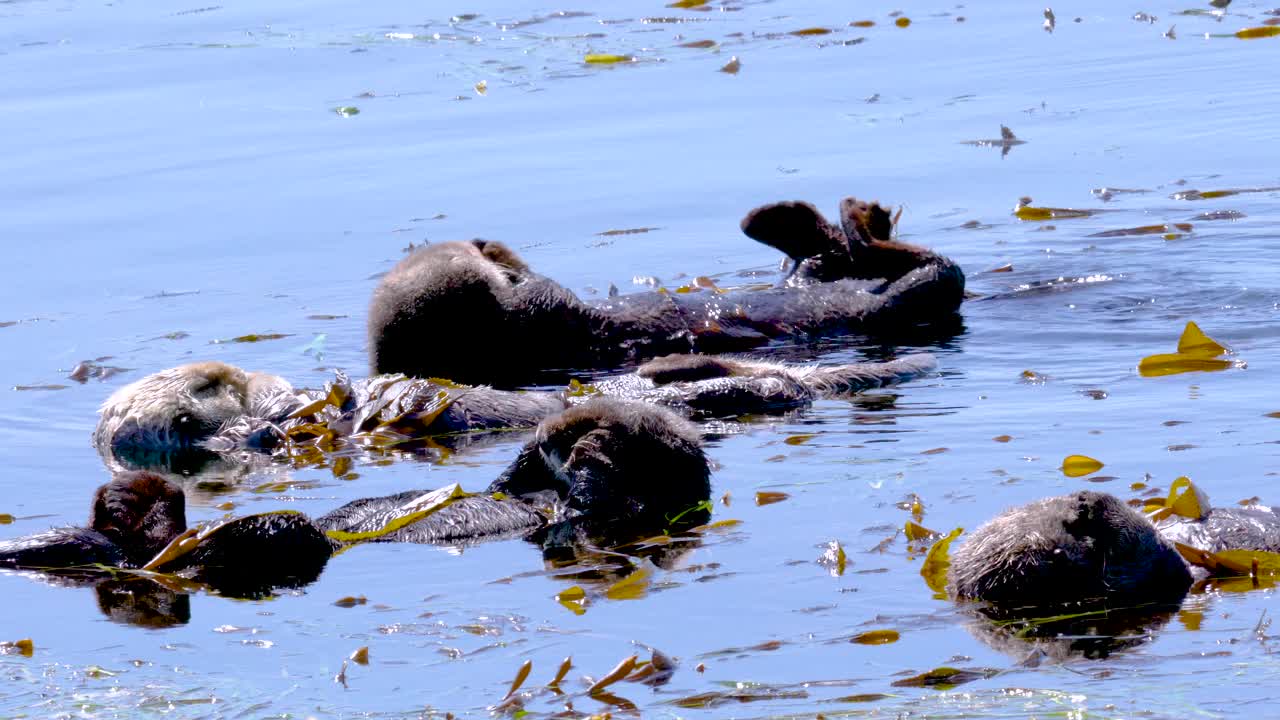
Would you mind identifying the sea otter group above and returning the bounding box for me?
[4,196,1276,651]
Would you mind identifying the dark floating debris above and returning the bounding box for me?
[1088,222,1192,238]
[960,125,1025,157]
[1171,186,1280,201]
[1191,209,1246,221]
[596,227,659,237]
[1043,7,1056,33]
[210,333,293,344]
[67,360,131,384]
[1090,187,1150,202]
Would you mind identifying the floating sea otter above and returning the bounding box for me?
[945,489,1280,659]
[951,489,1280,607]
[16,400,713,599]
[93,353,936,472]
[368,198,964,385]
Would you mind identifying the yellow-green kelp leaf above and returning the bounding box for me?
[504,659,533,699]
[1138,354,1235,377]
[1014,197,1095,221]
[754,491,789,506]
[556,586,587,615]
[1139,321,1238,377]
[920,527,963,594]
[818,539,848,576]
[1061,454,1104,478]
[851,629,900,645]
[586,655,638,694]
[324,484,471,543]
[605,563,652,600]
[1145,476,1209,522]
[1235,25,1280,39]
[334,106,360,117]
[1177,321,1228,355]
[547,656,573,687]
[1176,542,1280,591]
[0,639,34,657]
[668,0,708,7]
[790,27,832,36]
[585,53,634,64]
[904,520,938,542]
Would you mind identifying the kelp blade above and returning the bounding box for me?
[1176,321,1228,356]
[920,527,963,593]
[1138,353,1234,377]
[1061,454,1104,478]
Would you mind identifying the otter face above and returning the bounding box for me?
[489,399,711,522]
[94,362,256,454]
[89,471,187,567]
[948,491,1193,609]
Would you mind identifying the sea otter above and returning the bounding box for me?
[13,399,713,596]
[368,197,964,385]
[946,490,1280,661]
[948,489,1280,609]
[93,353,937,469]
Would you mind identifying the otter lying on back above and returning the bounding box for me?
[93,353,936,464]
[369,197,964,385]
[13,399,713,595]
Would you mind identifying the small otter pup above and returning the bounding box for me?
[94,354,936,465]
[16,400,713,590]
[369,197,964,385]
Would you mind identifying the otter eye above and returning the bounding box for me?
[174,413,196,428]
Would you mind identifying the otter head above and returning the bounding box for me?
[94,362,296,458]
[489,399,711,524]
[369,240,597,385]
[95,362,252,453]
[948,491,1193,610]
[89,471,187,567]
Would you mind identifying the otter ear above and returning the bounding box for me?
[472,239,530,274]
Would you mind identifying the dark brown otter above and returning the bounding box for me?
[0,471,332,598]
[369,197,964,385]
[948,491,1194,609]
[945,489,1280,662]
[949,489,1280,612]
[14,400,714,594]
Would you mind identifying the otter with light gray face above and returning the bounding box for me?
[368,197,964,386]
[93,353,937,472]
